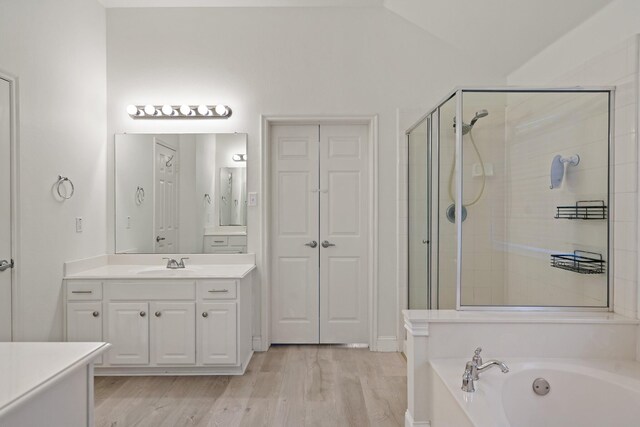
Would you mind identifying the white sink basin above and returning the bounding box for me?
[136,267,200,276]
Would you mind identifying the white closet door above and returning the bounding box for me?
[270,125,320,344]
[0,79,12,341]
[319,125,369,344]
[154,140,177,253]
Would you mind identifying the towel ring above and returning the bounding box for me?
[56,175,75,200]
[136,186,145,205]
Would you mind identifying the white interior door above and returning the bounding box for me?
[319,125,369,344]
[154,140,177,253]
[270,123,369,345]
[270,125,320,344]
[0,78,12,341]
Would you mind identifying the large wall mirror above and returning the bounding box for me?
[115,133,248,254]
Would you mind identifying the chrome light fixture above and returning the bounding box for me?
[126,104,232,119]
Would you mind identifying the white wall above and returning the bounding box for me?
[106,6,501,347]
[0,0,107,340]
[509,3,640,318]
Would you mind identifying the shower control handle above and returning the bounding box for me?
[322,240,335,248]
[305,241,318,248]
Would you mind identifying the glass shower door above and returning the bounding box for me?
[408,118,429,309]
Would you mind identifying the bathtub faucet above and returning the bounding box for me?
[461,347,509,392]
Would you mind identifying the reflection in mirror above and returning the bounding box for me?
[219,167,247,226]
[115,133,247,254]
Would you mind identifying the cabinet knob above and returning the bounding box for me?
[202,312,208,318]
[92,311,99,317]
[140,311,146,317]
[155,311,161,317]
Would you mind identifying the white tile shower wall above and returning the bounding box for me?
[511,35,639,316]
[504,91,610,307]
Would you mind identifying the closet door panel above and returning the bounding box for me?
[270,125,320,344]
[319,124,369,344]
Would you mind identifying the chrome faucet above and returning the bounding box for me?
[461,347,509,392]
[163,257,189,269]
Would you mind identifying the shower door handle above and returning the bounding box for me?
[321,240,335,248]
[305,241,318,248]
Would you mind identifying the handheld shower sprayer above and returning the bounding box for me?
[447,109,489,223]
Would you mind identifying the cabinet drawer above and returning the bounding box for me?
[198,280,237,300]
[67,281,102,301]
[206,236,228,246]
[228,235,247,246]
[107,281,196,300]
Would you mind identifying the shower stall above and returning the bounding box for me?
[407,87,613,310]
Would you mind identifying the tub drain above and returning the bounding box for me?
[532,378,550,396]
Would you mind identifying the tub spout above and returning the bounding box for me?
[462,349,509,393]
[478,360,510,374]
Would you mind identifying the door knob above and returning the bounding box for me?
[155,311,161,317]
[140,311,146,317]
[92,311,100,317]
[156,236,166,243]
[0,259,14,272]
[305,241,318,248]
[321,240,335,248]
[202,312,209,318]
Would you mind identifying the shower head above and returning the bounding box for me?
[469,109,489,126]
[453,109,489,135]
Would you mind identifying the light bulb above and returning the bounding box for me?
[197,105,210,116]
[161,105,174,116]
[144,105,156,116]
[126,105,139,116]
[180,105,192,116]
[214,105,228,116]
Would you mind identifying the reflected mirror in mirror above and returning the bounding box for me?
[115,133,248,254]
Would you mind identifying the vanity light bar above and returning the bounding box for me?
[126,104,232,119]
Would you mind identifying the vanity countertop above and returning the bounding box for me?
[203,231,247,236]
[65,263,256,280]
[0,342,109,417]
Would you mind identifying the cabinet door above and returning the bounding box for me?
[107,302,149,365]
[67,302,103,364]
[197,302,237,365]
[151,302,195,365]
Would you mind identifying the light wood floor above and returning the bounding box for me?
[94,345,407,427]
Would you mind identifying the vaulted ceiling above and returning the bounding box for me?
[100,0,615,76]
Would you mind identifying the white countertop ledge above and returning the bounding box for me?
[0,342,109,417]
[65,264,256,279]
[403,309,640,325]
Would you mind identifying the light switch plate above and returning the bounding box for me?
[248,192,258,207]
[75,217,83,233]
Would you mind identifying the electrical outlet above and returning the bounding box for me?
[248,192,258,207]
[75,217,83,233]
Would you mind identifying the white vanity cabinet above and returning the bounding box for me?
[64,269,253,375]
[106,302,150,365]
[66,281,104,364]
[203,234,247,254]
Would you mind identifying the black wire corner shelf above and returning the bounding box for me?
[555,200,607,220]
[550,250,606,275]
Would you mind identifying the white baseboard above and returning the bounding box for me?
[376,336,399,352]
[405,410,430,427]
[253,336,267,352]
